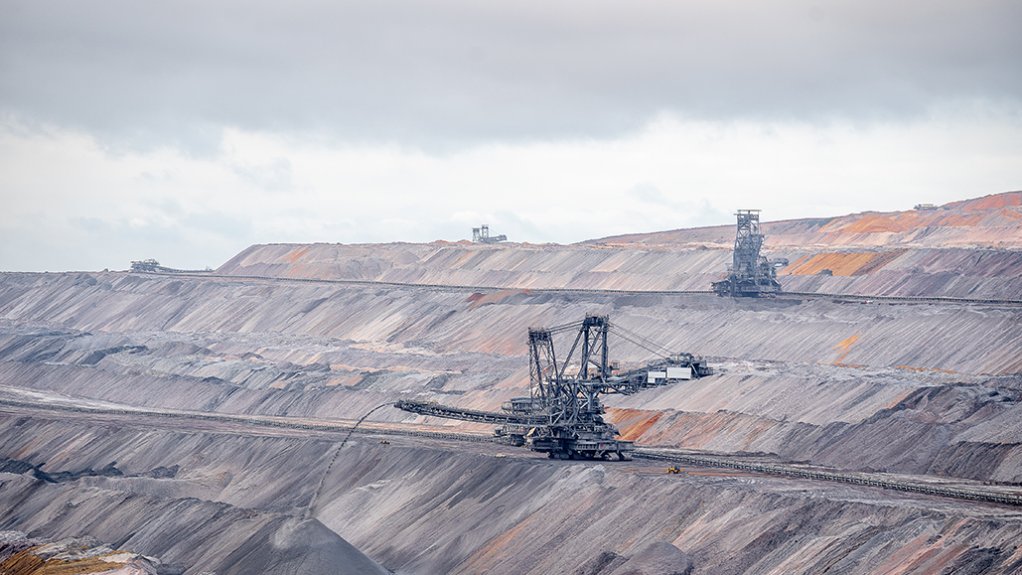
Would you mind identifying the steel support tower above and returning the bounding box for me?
[712,210,783,297]
[472,224,507,243]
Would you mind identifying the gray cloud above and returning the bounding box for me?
[232,158,295,193]
[2,0,1020,151]
[628,183,675,207]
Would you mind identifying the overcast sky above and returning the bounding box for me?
[2,0,1020,271]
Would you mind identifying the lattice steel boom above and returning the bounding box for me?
[395,315,711,460]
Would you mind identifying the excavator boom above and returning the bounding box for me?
[394,315,711,460]
[394,399,550,426]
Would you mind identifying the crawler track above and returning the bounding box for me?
[3,398,1020,507]
[138,270,1022,307]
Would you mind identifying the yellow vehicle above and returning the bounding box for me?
[666,466,682,474]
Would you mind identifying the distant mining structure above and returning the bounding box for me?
[129,258,164,273]
[472,224,507,243]
[396,314,711,460]
[712,209,787,297]
[129,259,212,274]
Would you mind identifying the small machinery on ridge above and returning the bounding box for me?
[395,315,712,460]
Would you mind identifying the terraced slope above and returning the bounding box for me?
[0,271,1019,483]
[594,191,1022,249]
[1,192,1020,574]
[0,416,388,575]
[2,413,1021,575]
[217,192,1022,299]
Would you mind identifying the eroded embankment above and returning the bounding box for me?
[2,415,1022,575]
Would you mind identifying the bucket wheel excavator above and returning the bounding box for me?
[395,315,711,460]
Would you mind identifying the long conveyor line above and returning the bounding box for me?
[634,449,1022,507]
[135,270,1022,307]
[2,398,1020,507]
[0,399,493,444]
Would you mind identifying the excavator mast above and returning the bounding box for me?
[712,210,787,297]
[396,315,711,460]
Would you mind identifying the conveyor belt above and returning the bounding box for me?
[136,270,1022,307]
[3,398,1020,507]
[636,449,1022,507]
[394,399,551,425]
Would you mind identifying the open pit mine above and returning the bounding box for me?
[2,191,1022,574]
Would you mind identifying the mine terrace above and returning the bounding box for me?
[2,192,1022,574]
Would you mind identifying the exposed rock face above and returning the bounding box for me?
[0,530,164,574]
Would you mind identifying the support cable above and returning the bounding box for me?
[612,329,672,359]
[611,323,676,358]
[304,402,394,520]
